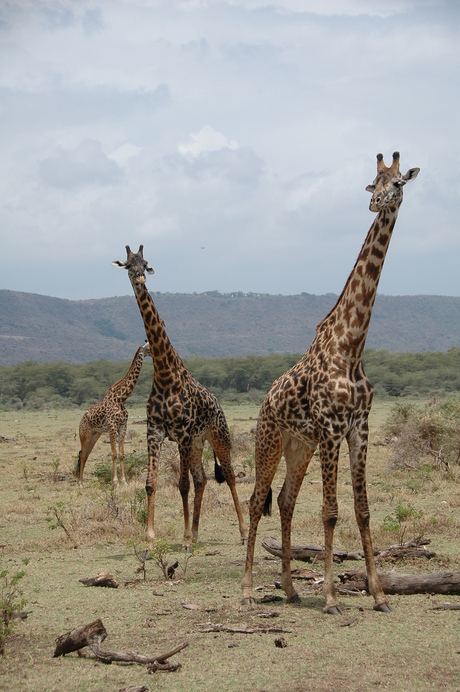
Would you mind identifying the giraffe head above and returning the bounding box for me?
[111,245,154,285]
[365,152,419,213]
[141,341,151,358]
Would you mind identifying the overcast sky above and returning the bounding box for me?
[1,0,459,300]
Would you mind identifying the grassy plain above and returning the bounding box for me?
[1,400,459,691]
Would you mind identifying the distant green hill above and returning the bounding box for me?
[0,289,459,365]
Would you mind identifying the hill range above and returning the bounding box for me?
[0,289,459,366]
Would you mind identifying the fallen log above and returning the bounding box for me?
[79,572,119,588]
[339,570,460,595]
[261,536,348,562]
[261,536,435,563]
[198,623,291,634]
[54,618,107,657]
[53,618,188,671]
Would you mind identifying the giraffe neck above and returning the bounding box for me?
[109,345,145,403]
[131,279,185,387]
[318,206,399,361]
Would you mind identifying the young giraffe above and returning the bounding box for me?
[112,246,248,549]
[242,152,420,614]
[77,342,150,485]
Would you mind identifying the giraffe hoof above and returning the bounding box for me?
[286,593,301,604]
[374,602,392,613]
[241,597,255,606]
[323,605,343,615]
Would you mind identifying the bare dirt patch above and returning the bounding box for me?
[1,403,459,691]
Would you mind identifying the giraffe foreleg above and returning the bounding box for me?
[319,437,342,615]
[347,424,391,612]
[117,417,128,484]
[109,430,119,485]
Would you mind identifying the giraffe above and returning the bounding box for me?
[241,152,420,614]
[77,341,150,485]
[111,245,248,549]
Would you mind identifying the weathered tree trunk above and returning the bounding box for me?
[54,618,107,657]
[79,572,119,588]
[261,536,435,563]
[339,570,460,595]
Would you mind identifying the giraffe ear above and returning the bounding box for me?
[365,183,375,193]
[146,265,155,275]
[111,260,126,268]
[401,167,420,185]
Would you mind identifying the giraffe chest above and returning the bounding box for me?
[267,358,372,442]
[147,379,219,441]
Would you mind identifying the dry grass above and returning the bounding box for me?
[1,402,460,691]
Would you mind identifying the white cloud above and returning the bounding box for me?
[178,126,239,158]
[109,143,142,166]
[39,139,122,188]
[0,0,458,300]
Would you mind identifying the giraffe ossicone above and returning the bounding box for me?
[112,245,248,549]
[241,152,419,614]
[77,341,150,486]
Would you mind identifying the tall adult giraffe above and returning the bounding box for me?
[112,246,248,548]
[77,342,150,485]
[241,151,419,614]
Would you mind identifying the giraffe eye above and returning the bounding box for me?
[393,181,401,189]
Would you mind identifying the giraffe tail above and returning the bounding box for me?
[213,453,226,484]
[76,450,82,477]
[263,487,273,517]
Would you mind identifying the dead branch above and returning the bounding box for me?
[53,618,188,671]
[79,572,119,588]
[198,623,291,634]
[428,603,460,611]
[89,638,188,670]
[339,570,460,595]
[262,536,435,563]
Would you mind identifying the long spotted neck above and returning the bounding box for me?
[130,278,185,387]
[318,205,399,362]
[109,344,146,403]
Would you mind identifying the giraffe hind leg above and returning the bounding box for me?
[242,407,283,604]
[277,439,315,603]
[348,424,391,612]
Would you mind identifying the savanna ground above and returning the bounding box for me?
[1,401,459,691]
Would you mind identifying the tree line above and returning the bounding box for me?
[0,348,459,411]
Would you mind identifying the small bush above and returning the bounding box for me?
[92,451,148,484]
[0,560,28,656]
[385,397,460,472]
